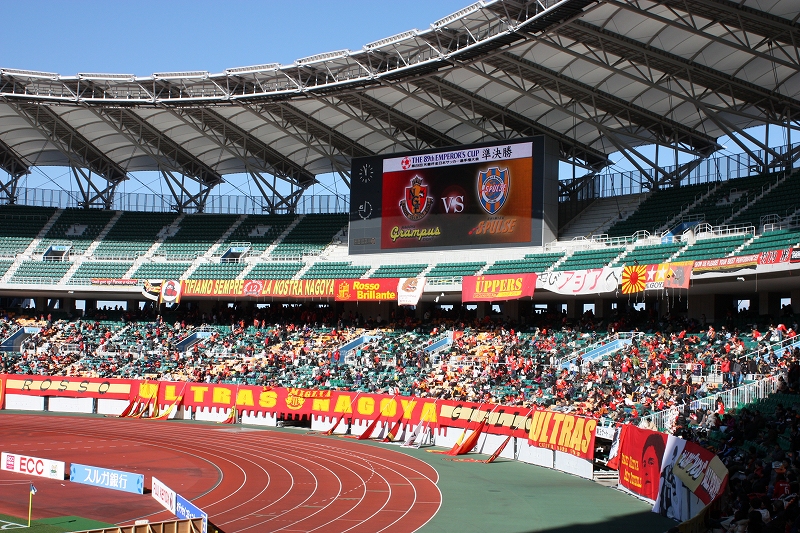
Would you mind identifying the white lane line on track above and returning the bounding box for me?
[3,416,441,533]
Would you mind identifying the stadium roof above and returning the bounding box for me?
[0,0,798,211]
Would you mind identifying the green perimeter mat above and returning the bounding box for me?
[0,514,114,533]
[2,413,679,533]
[374,443,678,533]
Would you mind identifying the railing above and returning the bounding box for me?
[560,141,800,202]
[639,374,783,432]
[7,186,350,215]
[558,331,644,367]
[689,222,756,240]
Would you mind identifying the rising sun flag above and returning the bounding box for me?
[621,265,647,294]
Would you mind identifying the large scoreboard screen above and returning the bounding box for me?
[349,136,558,254]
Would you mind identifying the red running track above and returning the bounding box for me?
[0,414,441,532]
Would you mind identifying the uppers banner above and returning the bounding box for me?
[462,273,536,302]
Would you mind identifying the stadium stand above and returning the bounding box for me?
[739,229,800,255]
[68,261,133,284]
[220,213,297,255]
[672,232,753,262]
[728,170,800,228]
[271,214,348,259]
[611,241,685,266]
[555,247,625,271]
[245,262,303,280]
[10,260,73,284]
[483,252,565,274]
[131,261,191,280]
[35,208,117,255]
[426,262,485,277]
[189,262,247,280]
[155,213,240,259]
[93,211,178,259]
[370,264,427,278]
[301,262,369,279]
[606,182,713,237]
[0,206,56,257]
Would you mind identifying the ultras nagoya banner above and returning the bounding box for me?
[334,278,399,302]
[180,279,335,299]
[380,141,534,249]
[1,375,541,438]
[461,273,536,302]
[527,408,597,460]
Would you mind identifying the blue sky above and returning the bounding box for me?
[2,1,469,76]
[1,1,784,202]
[2,0,469,200]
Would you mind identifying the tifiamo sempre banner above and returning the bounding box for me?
[461,273,537,302]
[334,278,399,301]
[180,279,335,299]
[527,408,597,460]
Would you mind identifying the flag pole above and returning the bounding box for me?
[28,485,33,527]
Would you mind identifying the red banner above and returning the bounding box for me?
[1,375,544,439]
[617,424,667,501]
[91,278,139,286]
[527,408,597,460]
[758,248,791,265]
[334,278,399,301]
[180,279,335,299]
[461,273,536,302]
[2,375,134,400]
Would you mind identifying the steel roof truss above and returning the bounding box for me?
[70,166,118,209]
[485,52,719,154]
[613,0,799,69]
[411,74,611,170]
[172,107,316,188]
[7,101,127,184]
[258,102,372,159]
[559,20,800,119]
[0,136,29,180]
[97,108,223,187]
[245,104,353,186]
[333,92,459,149]
[658,0,800,48]
[248,170,304,214]
[160,169,213,213]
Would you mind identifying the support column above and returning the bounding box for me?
[565,299,577,320]
[791,290,800,315]
[503,300,520,323]
[758,292,782,319]
[688,294,717,324]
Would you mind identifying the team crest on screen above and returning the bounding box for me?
[478,167,510,215]
[400,176,434,221]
